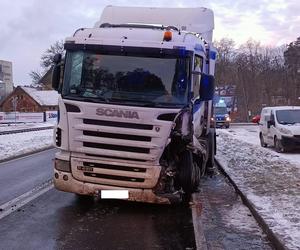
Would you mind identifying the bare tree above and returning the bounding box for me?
[40,40,64,69]
[29,40,64,87]
[29,70,43,87]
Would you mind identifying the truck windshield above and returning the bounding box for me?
[215,107,227,115]
[62,51,190,108]
[276,110,300,124]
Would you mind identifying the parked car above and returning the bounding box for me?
[259,106,300,152]
[252,115,260,124]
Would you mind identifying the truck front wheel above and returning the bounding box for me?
[178,150,200,196]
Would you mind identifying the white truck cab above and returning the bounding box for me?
[51,6,217,204]
[259,106,300,152]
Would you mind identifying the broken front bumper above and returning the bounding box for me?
[54,170,177,204]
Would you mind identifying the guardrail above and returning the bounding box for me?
[0,126,54,136]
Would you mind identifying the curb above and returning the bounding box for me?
[191,193,208,250]
[0,146,55,164]
[215,158,286,250]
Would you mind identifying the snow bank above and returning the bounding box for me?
[216,129,300,249]
[0,129,54,161]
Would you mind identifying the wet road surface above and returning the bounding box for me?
[194,170,273,249]
[0,189,195,250]
[0,148,274,250]
[0,149,55,205]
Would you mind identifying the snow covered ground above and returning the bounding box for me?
[222,125,300,164]
[216,125,300,249]
[0,129,54,161]
[0,122,54,132]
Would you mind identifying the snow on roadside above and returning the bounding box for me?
[0,129,54,161]
[216,129,300,250]
[0,122,54,132]
[223,125,300,165]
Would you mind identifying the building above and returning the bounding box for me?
[0,86,58,112]
[0,60,13,103]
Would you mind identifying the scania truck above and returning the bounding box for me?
[52,6,217,204]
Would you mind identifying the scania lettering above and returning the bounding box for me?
[52,6,217,204]
[96,108,139,119]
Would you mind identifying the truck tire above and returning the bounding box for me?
[205,128,215,175]
[178,150,200,195]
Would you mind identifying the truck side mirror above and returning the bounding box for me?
[52,53,62,91]
[199,74,215,101]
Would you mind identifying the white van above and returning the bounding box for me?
[259,106,300,152]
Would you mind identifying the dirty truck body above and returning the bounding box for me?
[52,6,217,204]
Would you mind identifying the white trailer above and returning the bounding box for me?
[52,6,217,204]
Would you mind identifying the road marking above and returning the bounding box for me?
[0,180,54,220]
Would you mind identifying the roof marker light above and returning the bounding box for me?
[163,30,172,41]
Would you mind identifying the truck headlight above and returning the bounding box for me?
[55,159,71,172]
[279,128,292,135]
[226,117,231,122]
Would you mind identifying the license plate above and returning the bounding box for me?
[101,190,129,199]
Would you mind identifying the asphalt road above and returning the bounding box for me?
[0,149,195,250]
[0,148,273,250]
[0,149,56,205]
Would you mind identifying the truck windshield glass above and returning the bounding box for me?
[62,51,190,108]
[215,107,227,115]
[276,110,300,124]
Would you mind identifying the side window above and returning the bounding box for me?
[69,52,84,90]
[193,55,203,98]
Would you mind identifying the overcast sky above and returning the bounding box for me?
[0,0,299,86]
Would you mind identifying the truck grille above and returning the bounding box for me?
[83,142,150,154]
[67,102,177,188]
[71,158,159,188]
[72,118,162,162]
[84,173,145,183]
[83,119,153,130]
[83,161,146,173]
[83,130,151,141]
